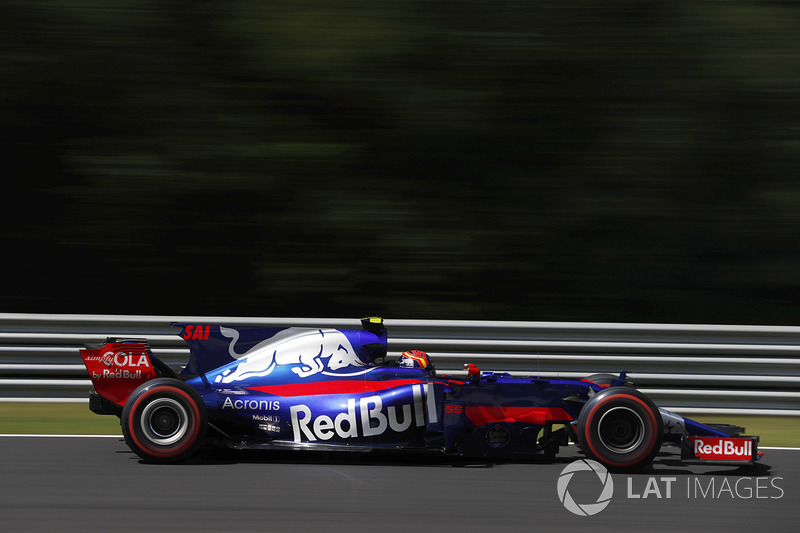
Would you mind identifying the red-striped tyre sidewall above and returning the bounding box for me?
[121,379,206,463]
[577,387,662,471]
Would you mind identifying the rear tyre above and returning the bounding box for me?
[121,378,206,463]
[577,386,662,472]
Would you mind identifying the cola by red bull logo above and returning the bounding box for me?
[80,343,157,406]
[90,351,151,379]
[84,350,151,369]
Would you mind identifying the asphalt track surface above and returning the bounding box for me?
[1,436,798,533]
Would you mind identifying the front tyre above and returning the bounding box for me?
[577,386,662,472]
[121,378,206,463]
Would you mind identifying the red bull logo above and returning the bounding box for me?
[290,384,436,442]
[690,437,754,460]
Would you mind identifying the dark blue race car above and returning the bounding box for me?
[80,317,761,471]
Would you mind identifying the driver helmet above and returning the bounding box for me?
[399,350,433,373]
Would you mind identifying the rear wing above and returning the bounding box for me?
[80,339,159,411]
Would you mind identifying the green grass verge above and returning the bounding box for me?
[0,403,121,435]
[1,404,798,447]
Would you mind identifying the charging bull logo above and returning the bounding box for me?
[215,327,365,383]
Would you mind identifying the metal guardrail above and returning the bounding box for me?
[1,313,799,415]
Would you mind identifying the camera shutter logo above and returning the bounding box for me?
[557,459,614,516]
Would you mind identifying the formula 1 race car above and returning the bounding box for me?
[80,317,761,471]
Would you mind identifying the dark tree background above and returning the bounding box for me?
[2,1,800,324]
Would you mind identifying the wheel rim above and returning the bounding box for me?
[140,398,189,446]
[597,406,645,454]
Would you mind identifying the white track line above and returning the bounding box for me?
[0,434,121,438]
[0,435,798,451]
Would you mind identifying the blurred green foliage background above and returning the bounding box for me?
[2,1,800,323]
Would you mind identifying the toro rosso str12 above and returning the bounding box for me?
[80,317,762,471]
